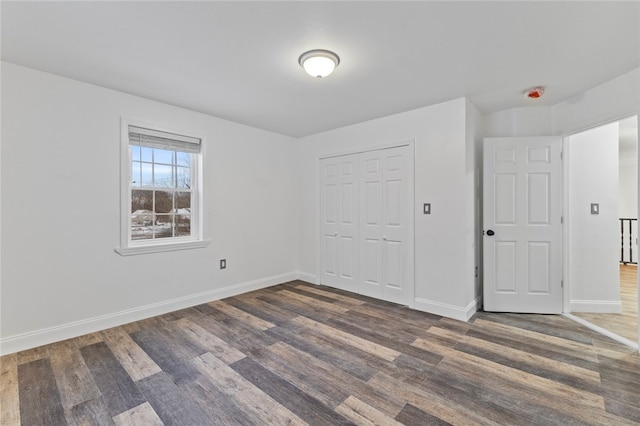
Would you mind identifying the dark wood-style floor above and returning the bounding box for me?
[2,281,639,425]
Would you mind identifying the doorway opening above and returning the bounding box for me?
[565,115,639,348]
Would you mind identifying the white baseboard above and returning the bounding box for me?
[0,272,297,356]
[414,296,481,322]
[564,313,638,351]
[569,299,623,313]
[296,271,318,284]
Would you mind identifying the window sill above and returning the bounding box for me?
[115,239,211,256]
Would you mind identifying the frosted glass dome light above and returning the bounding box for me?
[299,49,340,79]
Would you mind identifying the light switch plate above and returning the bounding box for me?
[423,203,431,215]
[590,203,599,215]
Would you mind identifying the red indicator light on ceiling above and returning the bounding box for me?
[524,87,545,99]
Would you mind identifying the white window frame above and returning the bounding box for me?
[116,118,210,256]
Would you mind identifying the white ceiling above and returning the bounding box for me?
[2,1,639,138]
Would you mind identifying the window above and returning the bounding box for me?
[116,122,209,255]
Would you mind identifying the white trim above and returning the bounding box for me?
[115,239,212,256]
[569,300,623,313]
[120,118,130,247]
[564,313,638,351]
[407,141,416,308]
[0,272,297,356]
[562,136,571,314]
[129,125,201,146]
[318,140,413,161]
[315,156,322,287]
[413,296,481,322]
[118,117,206,255]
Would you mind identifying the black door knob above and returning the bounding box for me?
[486,230,495,236]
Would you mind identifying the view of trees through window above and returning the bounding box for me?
[130,145,192,240]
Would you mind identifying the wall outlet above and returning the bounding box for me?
[220,259,226,269]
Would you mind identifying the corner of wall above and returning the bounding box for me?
[296,271,318,285]
[414,296,481,322]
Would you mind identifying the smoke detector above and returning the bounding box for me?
[524,87,545,99]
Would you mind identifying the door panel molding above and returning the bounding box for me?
[483,137,563,313]
[318,141,414,307]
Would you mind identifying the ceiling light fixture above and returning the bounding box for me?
[524,86,545,99]
[298,49,340,79]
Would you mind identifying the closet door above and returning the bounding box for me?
[359,146,410,304]
[320,155,359,292]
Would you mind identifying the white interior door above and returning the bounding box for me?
[483,137,563,313]
[359,146,411,304]
[320,155,359,292]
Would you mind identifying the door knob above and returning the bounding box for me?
[486,230,495,236]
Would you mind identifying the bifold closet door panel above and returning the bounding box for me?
[320,154,359,292]
[359,146,410,305]
[320,145,411,306]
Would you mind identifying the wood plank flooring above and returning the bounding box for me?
[2,281,639,425]
[575,264,639,343]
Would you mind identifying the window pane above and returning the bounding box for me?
[175,191,191,211]
[175,215,191,237]
[154,148,174,165]
[131,162,141,187]
[155,215,173,239]
[131,189,153,213]
[127,126,200,247]
[131,216,154,240]
[176,151,190,167]
[141,146,153,162]
[131,145,140,162]
[155,191,173,214]
[141,163,153,187]
[130,188,153,241]
[176,166,191,189]
[154,164,174,187]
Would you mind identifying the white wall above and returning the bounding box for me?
[484,106,553,138]
[296,98,480,320]
[619,154,638,218]
[567,122,621,312]
[619,126,638,219]
[1,62,298,354]
[553,68,640,136]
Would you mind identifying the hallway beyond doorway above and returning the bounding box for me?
[574,264,638,343]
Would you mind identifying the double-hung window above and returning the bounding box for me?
[117,122,209,255]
